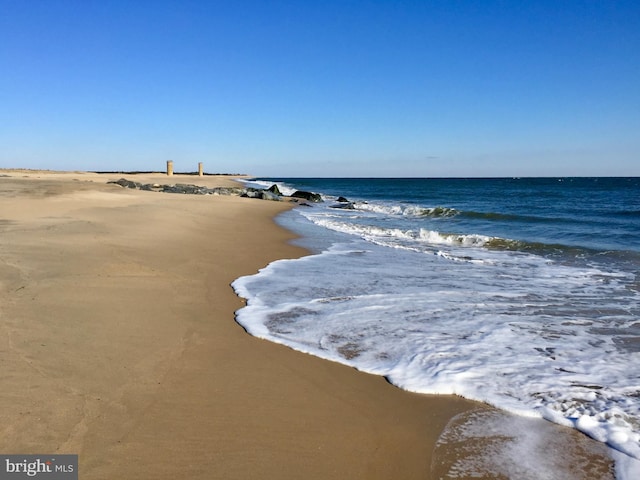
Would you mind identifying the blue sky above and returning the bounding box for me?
[1,0,638,177]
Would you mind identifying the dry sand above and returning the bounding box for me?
[0,170,615,479]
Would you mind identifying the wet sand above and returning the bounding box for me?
[0,170,615,479]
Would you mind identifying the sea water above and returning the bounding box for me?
[232,177,640,478]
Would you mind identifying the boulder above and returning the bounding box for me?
[259,190,282,201]
[330,202,355,209]
[211,187,244,196]
[241,188,263,199]
[162,183,207,194]
[242,188,282,201]
[108,178,142,189]
[291,190,323,202]
[267,184,282,196]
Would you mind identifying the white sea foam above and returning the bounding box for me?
[612,449,640,480]
[233,239,640,466]
[232,188,640,476]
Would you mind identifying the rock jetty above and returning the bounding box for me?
[106,178,323,203]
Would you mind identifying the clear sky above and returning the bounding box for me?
[1,0,638,177]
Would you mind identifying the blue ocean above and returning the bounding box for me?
[233,177,640,477]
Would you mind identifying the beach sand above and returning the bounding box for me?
[0,171,615,479]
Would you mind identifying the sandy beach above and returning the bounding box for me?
[0,170,615,479]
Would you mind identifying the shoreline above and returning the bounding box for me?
[0,170,616,478]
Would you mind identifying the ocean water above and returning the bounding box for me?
[232,177,640,478]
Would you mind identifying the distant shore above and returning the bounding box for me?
[92,170,249,176]
[1,168,247,175]
[0,170,614,479]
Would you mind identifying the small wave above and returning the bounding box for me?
[311,218,496,253]
[309,215,607,261]
[484,237,565,253]
[354,202,458,218]
[416,229,611,258]
[408,206,459,218]
[313,218,412,241]
[418,229,492,247]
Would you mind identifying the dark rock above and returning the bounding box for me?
[161,185,183,194]
[241,188,263,199]
[241,188,282,201]
[259,191,281,201]
[291,190,323,202]
[267,184,282,196]
[337,196,350,203]
[108,178,142,189]
[162,183,210,194]
[211,187,244,196]
[330,202,355,209]
[182,184,207,194]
